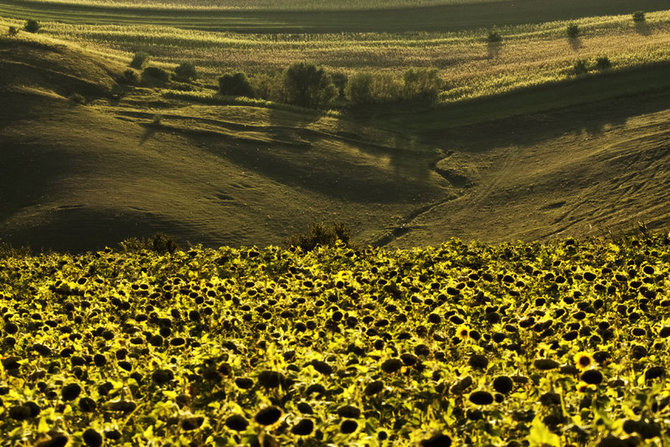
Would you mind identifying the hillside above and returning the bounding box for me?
[0,35,449,251]
[1,30,670,251]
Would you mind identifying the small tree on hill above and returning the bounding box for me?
[633,11,646,23]
[8,26,19,37]
[286,222,351,252]
[573,59,589,76]
[130,52,150,69]
[595,56,611,70]
[486,30,502,43]
[403,68,443,103]
[283,63,337,109]
[174,62,198,82]
[566,23,580,39]
[141,66,170,86]
[119,69,139,85]
[345,72,375,105]
[218,72,254,97]
[24,19,40,33]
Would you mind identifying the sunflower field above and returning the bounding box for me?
[1,233,670,446]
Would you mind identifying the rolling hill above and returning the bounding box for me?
[1,30,669,251]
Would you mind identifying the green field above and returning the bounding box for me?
[1,234,670,446]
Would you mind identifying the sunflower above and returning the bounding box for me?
[577,381,593,393]
[456,325,470,340]
[573,352,594,371]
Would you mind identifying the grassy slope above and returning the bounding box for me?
[0,0,669,32]
[381,88,670,246]
[3,11,668,105]
[0,36,450,252]
[1,18,670,251]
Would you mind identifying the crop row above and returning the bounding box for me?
[2,10,668,103]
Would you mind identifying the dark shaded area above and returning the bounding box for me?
[434,167,472,188]
[187,131,445,204]
[0,207,214,253]
[377,62,670,152]
[0,0,669,33]
[635,22,652,36]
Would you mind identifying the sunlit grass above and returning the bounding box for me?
[2,10,668,103]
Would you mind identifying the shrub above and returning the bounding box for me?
[370,73,403,103]
[403,68,443,103]
[633,11,646,23]
[283,63,337,109]
[7,26,19,37]
[24,19,40,33]
[119,233,178,254]
[130,52,150,69]
[119,69,139,85]
[486,30,502,43]
[286,222,351,252]
[573,59,589,75]
[151,114,162,126]
[68,93,86,105]
[141,66,170,86]
[566,23,580,39]
[595,56,612,70]
[174,62,198,82]
[218,72,255,98]
[0,241,31,259]
[330,72,348,98]
[345,72,375,104]
[249,73,283,102]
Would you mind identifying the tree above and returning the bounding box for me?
[283,63,337,109]
[285,222,351,252]
[403,68,443,103]
[141,66,170,86]
[345,72,375,104]
[573,59,589,76]
[174,62,198,82]
[24,19,40,33]
[130,52,150,69]
[566,23,580,39]
[595,56,611,70]
[486,30,502,43]
[218,72,254,98]
[119,69,139,85]
[7,26,19,37]
[633,11,646,23]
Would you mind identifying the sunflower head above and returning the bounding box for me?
[577,381,593,393]
[573,352,594,371]
[456,325,470,340]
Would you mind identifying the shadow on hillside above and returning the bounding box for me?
[568,37,582,51]
[182,111,445,205]
[0,207,216,253]
[0,140,73,222]
[635,22,652,36]
[140,124,159,144]
[393,64,670,154]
